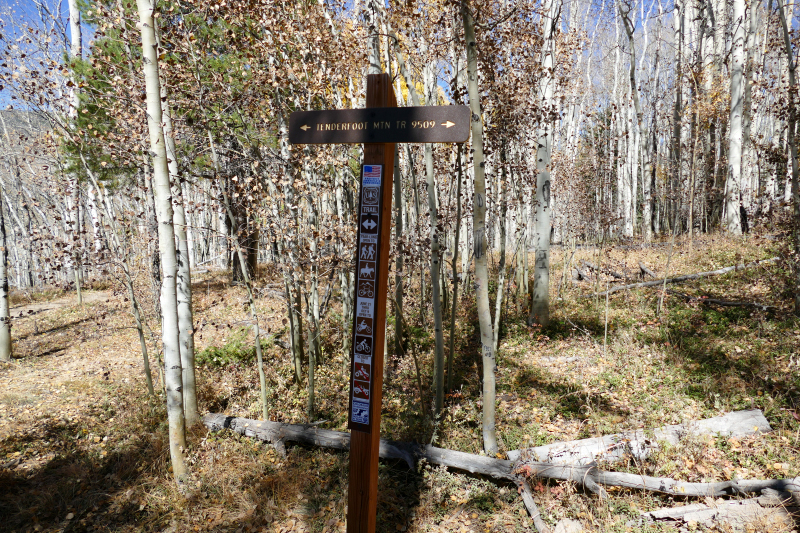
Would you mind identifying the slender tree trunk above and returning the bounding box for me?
[135,0,187,483]
[619,0,653,241]
[726,0,746,234]
[493,145,507,351]
[423,68,446,417]
[528,0,560,327]
[447,144,463,393]
[393,144,403,362]
[777,0,800,316]
[162,95,198,426]
[0,196,10,362]
[67,0,83,304]
[462,1,497,454]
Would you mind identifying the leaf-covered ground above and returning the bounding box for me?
[0,234,798,532]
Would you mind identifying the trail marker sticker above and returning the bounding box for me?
[347,164,385,428]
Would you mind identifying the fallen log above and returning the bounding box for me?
[203,413,794,508]
[203,413,418,468]
[580,260,624,279]
[571,267,590,281]
[591,257,779,297]
[202,414,546,531]
[506,409,771,465]
[667,290,777,312]
[514,462,800,499]
[638,262,657,279]
[634,492,798,530]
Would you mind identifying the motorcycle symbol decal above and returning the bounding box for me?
[354,362,371,382]
[353,380,370,399]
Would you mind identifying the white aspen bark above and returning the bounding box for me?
[135,0,187,483]
[493,147,507,351]
[67,0,83,303]
[184,182,195,269]
[447,144,464,393]
[671,0,683,234]
[306,185,319,420]
[725,0,746,234]
[86,184,104,253]
[529,0,560,327]
[776,0,800,316]
[0,195,10,361]
[623,101,634,237]
[423,57,446,416]
[740,0,758,215]
[334,168,353,355]
[393,27,445,412]
[619,0,653,241]
[366,0,381,75]
[162,97,198,426]
[462,2,498,454]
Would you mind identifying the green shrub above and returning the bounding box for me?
[196,329,272,367]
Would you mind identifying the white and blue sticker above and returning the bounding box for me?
[352,400,370,425]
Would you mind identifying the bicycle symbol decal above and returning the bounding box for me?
[358,281,374,298]
[355,337,372,354]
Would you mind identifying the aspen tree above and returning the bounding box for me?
[529,0,561,327]
[776,0,800,316]
[461,1,498,454]
[0,184,9,362]
[163,101,198,425]
[134,0,187,483]
[619,0,653,241]
[726,0,746,234]
[67,0,83,303]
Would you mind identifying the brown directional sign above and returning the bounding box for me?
[289,105,470,144]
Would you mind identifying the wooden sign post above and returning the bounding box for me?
[346,73,396,533]
[290,73,469,533]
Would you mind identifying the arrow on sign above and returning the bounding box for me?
[441,121,455,128]
[362,218,377,230]
[300,124,310,131]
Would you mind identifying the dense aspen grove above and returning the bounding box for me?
[0,0,798,488]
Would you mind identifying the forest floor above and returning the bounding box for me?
[0,233,799,533]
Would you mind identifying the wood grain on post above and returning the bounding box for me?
[347,73,396,533]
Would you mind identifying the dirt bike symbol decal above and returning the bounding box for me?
[355,366,369,380]
[357,320,372,334]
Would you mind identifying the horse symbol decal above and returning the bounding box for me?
[359,264,375,279]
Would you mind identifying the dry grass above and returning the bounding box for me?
[0,233,798,532]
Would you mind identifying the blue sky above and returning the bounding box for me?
[0,0,94,109]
